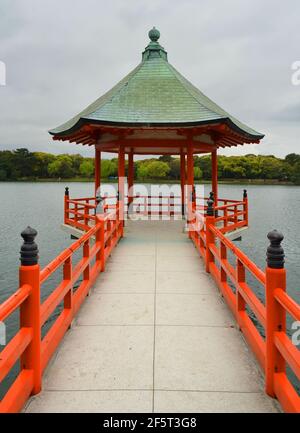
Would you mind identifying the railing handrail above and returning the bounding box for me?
[0,284,31,323]
[195,195,244,204]
[67,199,97,209]
[209,223,266,284]
[40,223,98,283]
[274,288,300,322]
[215,201,245,211]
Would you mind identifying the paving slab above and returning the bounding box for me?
[154,326,263,392]
[94,271,155,293]
[77,293,154,326]
[44,325,154,391]
[153,391,278,413]
[156,271,215,294]
[26,390,152,413]
[106,254,156,272]
[156,293,234,326]
[157,255,203,272]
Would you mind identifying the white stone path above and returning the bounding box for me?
[25,221,279,413]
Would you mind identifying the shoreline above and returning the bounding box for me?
[0,178,296,186]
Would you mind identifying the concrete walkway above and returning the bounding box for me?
[25,220,279,413]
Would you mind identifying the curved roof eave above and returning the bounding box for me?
[49,116,264,141]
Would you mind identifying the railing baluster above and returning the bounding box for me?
[234,204,238,225]
[74,203,78,225]
[236,258,246,328]
[243,189,248,226]
[220,241,227,283]
[84,199,89,228]
[148,194,151,218]
[83,239,90,283]
[224,206,228,230]
[63,257,72,313]
[170,192,174,218]
[205,199,215,273]
[64,187,69,224]
[159,193,162,218]
[107,219,112,250]
[96,216,105,271]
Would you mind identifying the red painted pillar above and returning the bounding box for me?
[128,150,134,210]
[95,148,101,197]
[265,230,286,398]
[19,227,41,395]
[186,140,194,236]
[211,149,218,206]
[118,144,125,235]
[180,150,186,217]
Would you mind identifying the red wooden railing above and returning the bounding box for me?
[195,194,249,234]
[131,194,182,217]
[64,193,183,224]
[64,192,248,227]
[190,201,300,413]
[0,207,122,413]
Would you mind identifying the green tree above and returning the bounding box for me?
[159,155,172,164]
[219,158,246,179]
[13,148,34,178]
[101,160,117,178]
[0,168,7,180]
[194,166,202,180]
[32,152,55,178]
[79,160,94,177]
[0,150,14,179]
[169,158,180,179]
[70,154,84,172]
[285,153,300,166]
[136,163,149,180]
[137,160,170,180]
[147,161,170,179]
[196,155,212,179]
[290,161,300,184]
[47,155,75,178]
[260,156,287,180]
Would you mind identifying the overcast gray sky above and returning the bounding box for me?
[0,0,299,158]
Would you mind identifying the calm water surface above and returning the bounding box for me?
[0,182,299,395]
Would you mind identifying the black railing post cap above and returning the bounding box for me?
[65,186,69,196]
[267,229,284,269]
[206,198,214,216]
[20,226,39,266]
[243,189,247,198]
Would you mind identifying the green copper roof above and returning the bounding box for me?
[49,28,263,139]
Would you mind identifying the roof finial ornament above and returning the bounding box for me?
[149,27,160,42]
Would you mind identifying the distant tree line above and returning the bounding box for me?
[0,148,300,184]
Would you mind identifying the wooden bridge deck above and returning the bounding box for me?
[24,220,278,413]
